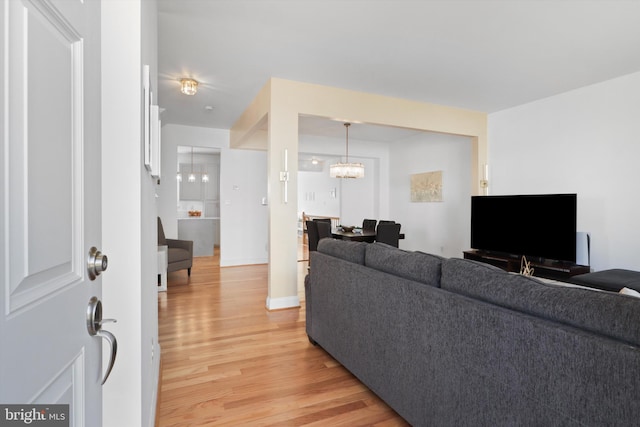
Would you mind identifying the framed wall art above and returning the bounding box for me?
[410,171,443,202]
[143,64,152,170]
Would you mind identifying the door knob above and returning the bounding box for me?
[86,297,118,385]
[87,247,108,280]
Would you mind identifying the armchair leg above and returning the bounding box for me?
[188,268,191,276]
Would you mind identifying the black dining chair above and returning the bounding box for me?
[376,223,401,248]
[316,221,332,241]
[306,220,320,253]
[307,220,332,267]
[314,218,332,226]
[378,220,396,225]
[362,219,377,231]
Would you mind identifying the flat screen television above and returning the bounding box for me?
[470,193,577,263]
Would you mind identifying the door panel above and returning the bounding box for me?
[0,0,103,425]
[7,0,83,312]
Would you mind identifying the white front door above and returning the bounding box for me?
[0,0,107,425]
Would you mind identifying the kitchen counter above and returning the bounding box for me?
[178,216,220,220]
[178,218,219,256]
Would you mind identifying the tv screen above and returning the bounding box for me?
[471,194,577,263]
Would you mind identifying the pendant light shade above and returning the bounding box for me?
[330,123,364,179]
[188,147,196,182]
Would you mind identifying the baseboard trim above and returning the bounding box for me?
[265,295,300,311]
[150,343,162,427]
[220,257,268,267]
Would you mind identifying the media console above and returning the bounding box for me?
[463,250,590,281]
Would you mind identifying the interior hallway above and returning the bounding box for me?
[156,249,407,426]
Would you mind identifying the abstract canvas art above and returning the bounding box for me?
[410,171,443,202]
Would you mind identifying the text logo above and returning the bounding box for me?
[0,405,69,426]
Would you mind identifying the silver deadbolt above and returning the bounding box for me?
[87,247,108,280]
[87,296,118,385]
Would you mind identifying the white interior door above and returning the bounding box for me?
[0,0,106,425]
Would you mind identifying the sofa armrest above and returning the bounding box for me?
[166,238,193,255]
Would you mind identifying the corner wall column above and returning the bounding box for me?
[265,103,299,309]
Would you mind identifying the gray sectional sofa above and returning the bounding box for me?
[305,239,640,426]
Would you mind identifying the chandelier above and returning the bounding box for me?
[330,123,364,179]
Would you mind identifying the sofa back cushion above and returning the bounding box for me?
[365,243,443,287]
[157,217,167,245]
[441,258,640,346]
[317,239,367,265]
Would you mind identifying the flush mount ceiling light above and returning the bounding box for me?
[330,123,364,179]
[180,78,198,95]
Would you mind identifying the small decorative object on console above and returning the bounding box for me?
[520,255,534,276]
[188,210,201,217]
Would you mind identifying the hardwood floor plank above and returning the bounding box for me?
[158,252,408,426]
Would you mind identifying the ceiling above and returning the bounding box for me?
[157,0,640,141]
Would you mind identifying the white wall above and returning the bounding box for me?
[140,2,159,425]
[219,149,268,265]
[101,1,158,426]
[488,71,640,271]
[389,133,472,257]
[298,162,340,219]
[158,124,268,266]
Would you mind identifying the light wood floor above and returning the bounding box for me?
[157,249,408,426]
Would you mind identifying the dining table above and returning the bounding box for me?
[331,228,405,243]
[331,228,377,243]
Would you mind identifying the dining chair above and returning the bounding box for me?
[306,220,320,253]
[316,221,332,241]
[376,223,401,248]
[314,218,332,226]
[378,220,396,225]
[362,219,377,231]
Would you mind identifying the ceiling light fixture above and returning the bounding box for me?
[330,123,364,179]
[180,78,198,96]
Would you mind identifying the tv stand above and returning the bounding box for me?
[463,250,590,281]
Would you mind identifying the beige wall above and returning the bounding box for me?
[231,78,487,309]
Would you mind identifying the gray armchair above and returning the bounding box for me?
[157,217,193,276]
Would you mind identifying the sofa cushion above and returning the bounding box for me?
[441,258,640,346]
[317,239,367,265]
[157,217,167,245]
[365,243,443,287]
[168,247,190,263]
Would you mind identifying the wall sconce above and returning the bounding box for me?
[280,149,290,204]
[180,78,198,96]
[480,164,489,195]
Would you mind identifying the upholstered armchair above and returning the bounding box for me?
[157,217,193,276]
